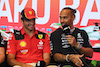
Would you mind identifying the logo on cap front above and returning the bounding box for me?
[24,8,36,19]
[29,11,32,14]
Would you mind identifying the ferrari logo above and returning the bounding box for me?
[29,11,32,14]
[38,34,43,39]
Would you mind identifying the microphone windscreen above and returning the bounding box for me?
[36,61,46,67]
[62,24,70,35]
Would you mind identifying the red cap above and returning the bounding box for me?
[24,8,37,19]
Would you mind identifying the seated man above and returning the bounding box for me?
[6,8,51,67]
[0,33,5,64]
[50,7,94,67]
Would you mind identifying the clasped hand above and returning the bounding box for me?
[68,54,84,67]
[66,35,78,48]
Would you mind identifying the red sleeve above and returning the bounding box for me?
[6,33,16,54]
[43,34,51,53]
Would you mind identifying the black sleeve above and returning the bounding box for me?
[0,41,4,47]
[0,33,4,47]
[82,30,92,48]
[50,33,62,55]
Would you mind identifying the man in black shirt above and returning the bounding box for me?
[0,33,5,64]
[50,7,94,67]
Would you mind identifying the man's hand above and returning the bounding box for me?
[68,54,84,67]
[66,35,78,48]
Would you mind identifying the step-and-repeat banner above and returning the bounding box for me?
[0,0,100,60]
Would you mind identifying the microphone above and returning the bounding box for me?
[62,24,71,35]
[36,61,46,67]
[62,25,71,46]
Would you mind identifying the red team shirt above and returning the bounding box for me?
[7,28,51,63]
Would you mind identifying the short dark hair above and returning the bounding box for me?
[62,7,77,16]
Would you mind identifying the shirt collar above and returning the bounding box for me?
[70,27,75,33]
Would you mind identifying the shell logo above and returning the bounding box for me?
[20,41,26,47]
[6,52,8,54]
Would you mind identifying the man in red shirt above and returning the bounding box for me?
[7,8,51,67]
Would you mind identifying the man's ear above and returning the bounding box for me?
[72,15,75,21]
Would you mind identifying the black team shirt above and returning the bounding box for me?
[0,33,4,47]
[50,28,92,66]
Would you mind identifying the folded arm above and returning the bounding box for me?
[43,53,50,66]
[0,47,5,64]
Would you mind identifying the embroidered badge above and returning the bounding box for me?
[37,40,43,49]
[20,41,26,47]
[38,34,43,39]
[20,49,28,54]
[77,33,82,38]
